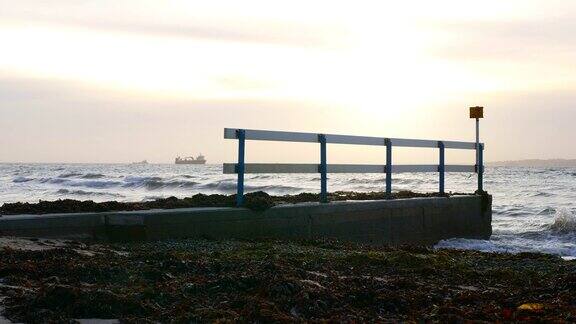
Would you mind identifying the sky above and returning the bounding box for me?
[1,0,576,164]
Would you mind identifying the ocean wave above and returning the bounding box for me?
[196,181,237,191]
[122,176,162,189]
[40,178,69,184]
[58,172,83,178]
[436,237,576,257]
[41,177,121,188]
[13,176,34,183]
[122,176,201,190]
[549,209,576,233]
[81,173,106,179]
[35,175,208,191]
[246,184,303,193]
[196,180,301,193]
[130,180,200,190]
[196,181,242,191]
[250,175,275,180]
[345,178,386,184]
[66,180,123,189]
[538,207,556,215]
[56,189,124,198]
[124,176,163,183]
[498,206,527,216]
[341,177,422,185]
[531,191,556,197]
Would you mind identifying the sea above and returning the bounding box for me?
[1,163,575,258]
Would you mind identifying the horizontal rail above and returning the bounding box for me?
[446,165,476,172]
[224,128,478,150]
[224,127,484,206]
[223,163,475,174]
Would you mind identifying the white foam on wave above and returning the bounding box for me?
[436,234,576,258]
[56,189,125,198]
[549,208,576,233]
[437,208,576,258]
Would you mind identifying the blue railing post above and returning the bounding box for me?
[477,143,484,193]
[438,141,445,194]
[319,134,328,203]
[385,138,392,197]
[236,129,246,207]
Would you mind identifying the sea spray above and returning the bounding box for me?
[550,209,576,233]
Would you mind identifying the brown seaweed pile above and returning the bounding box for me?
[0,239,574,322]
[0,191,464,215]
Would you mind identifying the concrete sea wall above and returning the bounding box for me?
[0,195,492,245]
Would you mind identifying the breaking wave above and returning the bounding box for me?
[121,176,205,190]
[549,209,576,233]
[124,179,200,190]
[58,172,106,179]
[56,189,124,198]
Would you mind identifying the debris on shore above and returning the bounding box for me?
[0,238,574,322]
[0,191,461,215]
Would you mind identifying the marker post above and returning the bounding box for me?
[470,106,484,193]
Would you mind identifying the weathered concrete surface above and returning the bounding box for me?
[0,195,492,245]
[0,213,106,240]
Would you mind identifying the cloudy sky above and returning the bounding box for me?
[1,0,575,164]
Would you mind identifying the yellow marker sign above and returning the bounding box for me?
[470,106,484,119]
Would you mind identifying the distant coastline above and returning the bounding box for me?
[488,159,576,167]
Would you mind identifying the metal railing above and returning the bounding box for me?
[224,128,484,206]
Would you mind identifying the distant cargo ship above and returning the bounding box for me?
[175,154,206,165]
[131,160,149,165]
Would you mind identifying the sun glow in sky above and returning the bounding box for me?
[2,0,576,163]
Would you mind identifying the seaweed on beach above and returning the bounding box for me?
[0,191,471,215]
[0,238,574,322]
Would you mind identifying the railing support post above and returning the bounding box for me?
[319,134,328,203]
[385,138,392,197]
[236,129,246,207]
[477,143,484,193]
[438,141,445,195]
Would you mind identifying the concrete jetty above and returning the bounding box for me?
[0,195,491,245]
